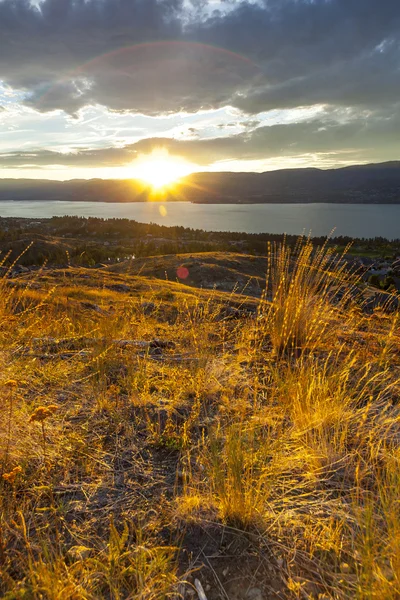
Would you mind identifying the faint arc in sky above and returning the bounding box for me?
[31,40,261,113]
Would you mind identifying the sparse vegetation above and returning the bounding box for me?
[0,234,400,599]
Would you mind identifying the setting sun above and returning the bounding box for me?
[131,149,194,189]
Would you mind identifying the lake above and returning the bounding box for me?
[0,201,399,239]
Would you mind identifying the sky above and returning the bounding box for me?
[0,0,399,180]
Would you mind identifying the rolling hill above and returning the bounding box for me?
[0,160,399,203]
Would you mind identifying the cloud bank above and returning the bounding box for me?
[2,109,399,169]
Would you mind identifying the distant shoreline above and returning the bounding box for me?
[0,204,400,240]
[0,199,399,205]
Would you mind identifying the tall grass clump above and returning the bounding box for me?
[348,447,400,599]
[259,237,357,356]
[205,421,269,527]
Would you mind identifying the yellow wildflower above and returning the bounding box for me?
[29,405,58,423]
[4,380,18,388]
[2,466,23,484]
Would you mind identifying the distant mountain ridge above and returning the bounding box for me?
[1,161,400,204]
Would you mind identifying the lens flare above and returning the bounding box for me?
[177,266,189,280]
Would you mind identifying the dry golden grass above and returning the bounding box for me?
[1,238,400,599]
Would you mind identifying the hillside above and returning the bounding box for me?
[109,252,267,296]
[1,240,400,599]
[1,160,400,204]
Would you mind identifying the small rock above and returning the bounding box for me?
[245,588,263,600]
[114,339,145,349]
[16,264,30,273]
[80,302,107,314]
[107,284,130,293]
[149,339,176,350]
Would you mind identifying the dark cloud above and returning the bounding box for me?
[193,0,400,112]
[2,109,399,168]
[0,0,399,116]
[233,40,400,114]
[0,0,258,115]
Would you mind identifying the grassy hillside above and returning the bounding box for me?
[109,252,267,296]
[0,239,400,599]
